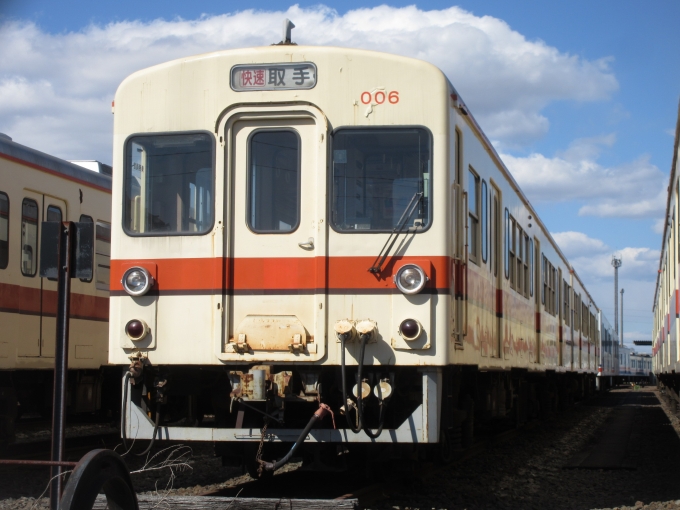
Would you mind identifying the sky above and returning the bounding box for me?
[1,0,678,349]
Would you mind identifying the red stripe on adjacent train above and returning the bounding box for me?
[0,282,108,321]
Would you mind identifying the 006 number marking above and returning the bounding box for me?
[360,91,399,105]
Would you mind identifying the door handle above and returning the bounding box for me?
[298,237,314,249]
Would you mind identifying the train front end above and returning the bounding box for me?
[110,45,453,469]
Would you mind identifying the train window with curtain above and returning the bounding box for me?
[331,128,431,233]
[541,255,546,305]
[79,215,94,283]
[248,130,300,233]
[563,281,570,326]
[124,132,214,236]
[481,180,487,264]
[523,234,530,298]
[0,192,8,270]
[516,224,523,295]
[467,168,479,263]
[21,198,38,277]
[574,294,580,331]
[95,221,111,291]
[508,216,516,289]
[529,238,534,297]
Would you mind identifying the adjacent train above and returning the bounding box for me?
[653,102,680,394]
[111,42,620,473]
[0,134,115,446]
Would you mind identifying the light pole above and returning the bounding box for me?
[620,288,624,347]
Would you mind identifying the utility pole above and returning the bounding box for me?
[612,255,622,338]
[620,288,624,347]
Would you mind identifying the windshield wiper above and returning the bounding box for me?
[368,191,423,274]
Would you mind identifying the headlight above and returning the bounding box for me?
[122,267,154,296]
[394,264,428,295]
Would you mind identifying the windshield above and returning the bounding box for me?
[123,133,214,236]
[331,128,431,232]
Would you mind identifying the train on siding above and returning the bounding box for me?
[0,134,116,446]
[652,103,680,395]
[111,39,620,474]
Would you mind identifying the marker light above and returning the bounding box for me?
[394,264,428,295]
[122,267,154,297]
[125,319,149,341]
[399,319,422,341]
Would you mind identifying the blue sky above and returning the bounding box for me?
[2,0,678,345]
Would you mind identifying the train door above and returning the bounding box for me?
[40,196,67,357]
[17,191,42,357]
[225,112,327,358]
[491,184,501,357]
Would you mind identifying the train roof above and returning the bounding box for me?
[0,136,112,193]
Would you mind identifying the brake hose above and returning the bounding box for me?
[340,332,386,438]
[122,371,162,456]
[340,333,362,433]
[356,333,385,439]
[260,404,330,473]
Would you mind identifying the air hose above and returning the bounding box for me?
[122,371,162,456]
[260,404,330,472]
[340,332,386,438]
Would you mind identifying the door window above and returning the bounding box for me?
[21,198,38,276]
[247,130,300,233]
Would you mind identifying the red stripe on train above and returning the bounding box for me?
[110,256,451,292]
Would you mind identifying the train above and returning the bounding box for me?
[652,102,680,396]
[0,133,115,447]
[110,40,622,474]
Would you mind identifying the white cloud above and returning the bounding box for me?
[653,217,666,234]
[503,135,667,219]
[0,4,618,161]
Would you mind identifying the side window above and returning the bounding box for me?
[541,255,545,304]
[509,216,516,289]
[516,224,523,295]
[0,192,8,269]
[504,208,509,279]
[79,215,94,283]
[95,221,111,292]
[574,294,580,332]
[563,281,570,326]
[528,237,534,297]
[467,168,479,263]
[47,205,62,223]
[481,180,488,264]
[249,130,300,233]
[21,198,39,276]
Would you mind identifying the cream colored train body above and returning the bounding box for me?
[0,135,113,435]
[112,45,607,466]
[653,104,680,391]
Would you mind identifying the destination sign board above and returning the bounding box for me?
[231,63,317,92]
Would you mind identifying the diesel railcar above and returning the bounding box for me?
[111,43,607,473]
[0,134,114,445]
[653,102,680,395]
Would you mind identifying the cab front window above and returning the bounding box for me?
[331,128,431,232]
[123,132,214,236]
